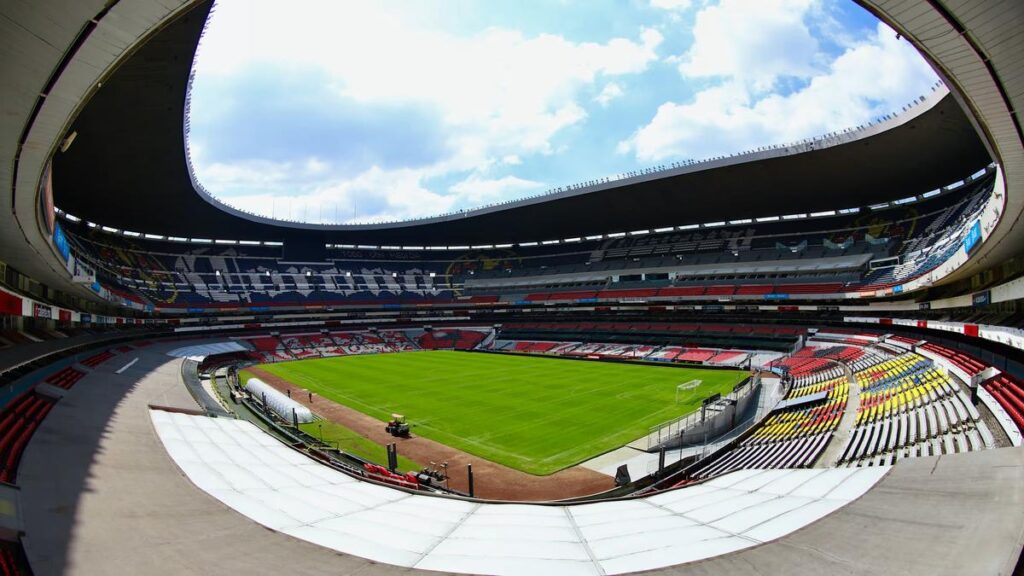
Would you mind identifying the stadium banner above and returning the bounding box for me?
[963,220,982,254]
[846,316,880,324]
[892,285,903,294]
[0,291,21,316]
[70,256,96,284]
[764,293,789,299]
[972,290,991,306]
[33,303,52,319]
[58,309,72,322]
[80,313,92,324]
[52,222,71,263]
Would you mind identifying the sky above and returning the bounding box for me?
[187,0,940,225]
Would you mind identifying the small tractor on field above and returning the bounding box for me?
[385,414,410,437]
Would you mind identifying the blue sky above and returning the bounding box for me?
[187,0,939,224]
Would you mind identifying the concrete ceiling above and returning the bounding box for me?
[2,0,1021,303]
[0,0,203,304]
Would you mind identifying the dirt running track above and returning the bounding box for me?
[247,366,615,501]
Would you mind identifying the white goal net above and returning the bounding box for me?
[675,379,703,404]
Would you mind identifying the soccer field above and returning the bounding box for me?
[254,351,748,475]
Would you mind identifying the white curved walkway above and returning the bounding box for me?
[152,410,888,576]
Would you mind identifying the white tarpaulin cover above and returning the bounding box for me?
[150,410,888,575]
[244,377,314,424]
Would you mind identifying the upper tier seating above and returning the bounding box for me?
[59,172,995,309]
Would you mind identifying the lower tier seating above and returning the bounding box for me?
[920,342,987,375]
[0,392,55,483]
[982,374,1024,433]
[44,366,86,390]
[81,350,115,368]
[694,432,833,479]
[836,353,989,466]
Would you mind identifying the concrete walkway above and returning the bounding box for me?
[819,363,861,467]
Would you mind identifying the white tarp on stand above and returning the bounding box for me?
[244,377,314,424]
[150,410,888,575]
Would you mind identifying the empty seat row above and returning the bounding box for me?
[920,342,987,375]
[81,350,115,368]
[983,374,1024,433]
[0,393,55,483]
[695,432,832,479]
[44,366,86,390]
[786,376,846,399]
[838,428,986,468]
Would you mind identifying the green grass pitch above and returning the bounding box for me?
[255,350,748,475]
[298,420,424,472]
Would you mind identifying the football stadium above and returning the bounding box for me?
[1,1,1023,574]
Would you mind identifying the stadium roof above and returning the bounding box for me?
[51,0,991,247]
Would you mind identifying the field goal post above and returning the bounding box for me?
[675,379,703,404]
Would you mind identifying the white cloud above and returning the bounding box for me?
[595,82,625,107]
[677,0,820,92]
[199,159,296,190]
[195,5,661,157]
[449,174,546,205]
[650,0,693,10]
[197,155,547,224]
[619,21,938,162]
[193,0,664,221]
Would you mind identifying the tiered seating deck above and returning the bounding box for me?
[676,348,716,363]
[0,393,55,483]
[983,374,1024,433]
[44,366,86,390]
[836,353,988,466]
[81,350,114,368]
[920,342,987,375]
